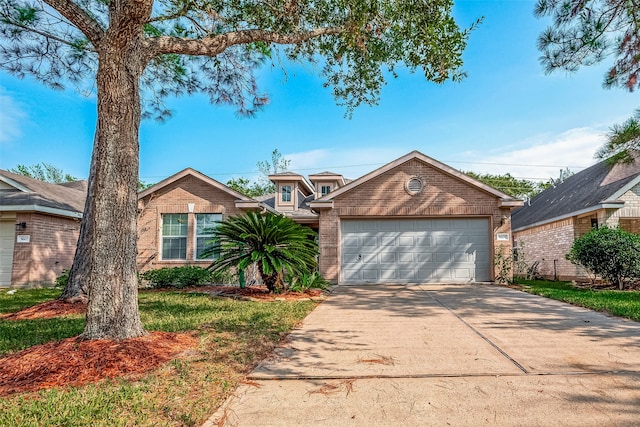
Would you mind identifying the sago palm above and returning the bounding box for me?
[207,211,318,293]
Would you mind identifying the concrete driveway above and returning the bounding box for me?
[204,284,640,426]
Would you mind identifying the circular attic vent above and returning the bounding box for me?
[406,177,424,195]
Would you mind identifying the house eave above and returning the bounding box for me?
[234,200,278,213]
[0,176,32,193]
[512,202,625,233]
[499,199,524,208]
[309,200,334,210]
[0,204,83,219]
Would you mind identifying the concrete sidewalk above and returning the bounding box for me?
[204,284,640,426]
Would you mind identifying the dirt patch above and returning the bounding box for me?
[0,331,197,396]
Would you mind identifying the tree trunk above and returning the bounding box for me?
[260,269,284,294]
[79,43,146,340]
[60,143,98,303]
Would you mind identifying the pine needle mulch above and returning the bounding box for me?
[0,299,87,320]
[0,331,198,396]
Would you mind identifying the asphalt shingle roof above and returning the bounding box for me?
[0,169,87,215]
[511,156,640,230]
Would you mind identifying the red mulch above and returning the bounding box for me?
[0,299,87,321]
[188,285,325,301]
[0,286,322,396]
[0,331,197,396]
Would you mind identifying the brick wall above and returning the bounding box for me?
[513,218,586,280]
[137,175,244,272]
[606,182,640,227]
[11,212,80,286]
[318,158,513,283]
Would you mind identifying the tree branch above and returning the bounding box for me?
[1,19,96,52]
[43,0,105,45]
[147,27,343,58]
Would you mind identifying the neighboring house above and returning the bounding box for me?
[0,170,87,287]
[140,151,522,284]
[512,155,640,281]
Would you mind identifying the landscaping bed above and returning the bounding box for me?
[0,287,320,426]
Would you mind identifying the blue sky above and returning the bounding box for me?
[0,1,638,186]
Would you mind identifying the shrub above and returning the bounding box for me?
[494,247,513,284]
[567,226,640,290]
[140,266,213,289]
[55,269,70,288]
[286,271,330,292]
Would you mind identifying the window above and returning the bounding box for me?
[321,185,331,196]
[195,213,222,260]
[162,214,187,259]
[281,185,292,202]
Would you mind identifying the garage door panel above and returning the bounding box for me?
[0,221,16,286]
[379,269,396,280]
[415,236,432,246]
[341,218,490,283]
[378,221,398,231]
[397,236,414,246]
[434,235,451,246]
[455,269,472,279]
[380,236,396,246]
[397,221,415,231]
[416,252,433,262]
[398,269,414,280]
[433,221,452,231]
[398,253,414,263]
[343,236,360,247]
[377,251,394,263]
[362,269,378,281]
[342,268,361,281]
[433,268,453,280]
[362,253,378,264]
[435,252,451,263]
[361,236,378,246]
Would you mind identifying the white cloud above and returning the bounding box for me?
[453,127,607,181]
[0,88,26,144]
[286,146,409,180]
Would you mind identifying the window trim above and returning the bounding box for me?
[161,213,188,260]
[281,184,292,204]
[321,185,332,196]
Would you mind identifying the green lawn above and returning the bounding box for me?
[513,279,640,322]
[0,288,318,426]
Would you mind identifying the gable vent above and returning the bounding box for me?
[406,177,424,195]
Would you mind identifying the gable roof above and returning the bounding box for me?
[0,169,87,218]
[310,150,521,208]
[268,172,315,194]
[512,155,640,231]
[138,168,253,201]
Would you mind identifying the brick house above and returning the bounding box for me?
[137,168,267,272]
[140,151,522,283]
[512,155,640,281]
[0,170,87,287]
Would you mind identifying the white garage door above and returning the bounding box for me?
[341,218,490,283]
[0,221,16,286]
